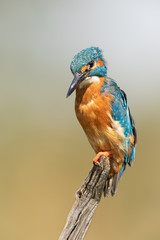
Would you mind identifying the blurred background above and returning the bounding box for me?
[0,0,160,239]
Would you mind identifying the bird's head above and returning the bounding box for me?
[67,47,107,97]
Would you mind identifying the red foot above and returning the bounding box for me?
[93,151,113,165]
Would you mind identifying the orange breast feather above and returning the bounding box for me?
[75,77,114,153]
[75,77,127,175]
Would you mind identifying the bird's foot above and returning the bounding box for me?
[93,151,113,165]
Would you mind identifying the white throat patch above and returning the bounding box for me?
[79,76,100,89]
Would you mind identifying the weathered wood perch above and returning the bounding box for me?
[59,156,110,240]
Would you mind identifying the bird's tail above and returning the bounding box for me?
[104,172,120,198]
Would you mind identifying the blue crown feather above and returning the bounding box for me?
[70,47,107,76]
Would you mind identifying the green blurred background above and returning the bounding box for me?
[0,0,160,239]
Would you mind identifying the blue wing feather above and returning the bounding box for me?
[102,78,136,177]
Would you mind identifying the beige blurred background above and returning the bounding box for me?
[0,0,160,239]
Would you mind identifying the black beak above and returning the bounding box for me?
[66,72,88,98]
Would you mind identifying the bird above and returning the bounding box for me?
[66,47,137,197]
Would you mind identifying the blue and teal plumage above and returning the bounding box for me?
[102,78,137,177]
[70,47,107,77]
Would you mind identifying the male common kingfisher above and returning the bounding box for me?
[67,47,137,196]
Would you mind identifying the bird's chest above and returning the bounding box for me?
[75,84,113,152]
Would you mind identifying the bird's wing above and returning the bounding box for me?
[103,78,137,172]
[119,89,137,168]
[102,78,137,196]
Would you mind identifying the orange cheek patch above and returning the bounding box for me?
[81,65,88,73]
[95,58,104,67]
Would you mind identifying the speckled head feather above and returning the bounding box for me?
[70,47,107,76]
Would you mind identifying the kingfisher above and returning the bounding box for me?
[67,47,137,196]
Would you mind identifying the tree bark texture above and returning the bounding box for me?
[59,156,110,240]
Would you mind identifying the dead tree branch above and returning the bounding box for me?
[59,156,110,240]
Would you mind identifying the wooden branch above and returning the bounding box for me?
[59,156,110,240]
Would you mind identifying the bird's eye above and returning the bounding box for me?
[88,60,94,68]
